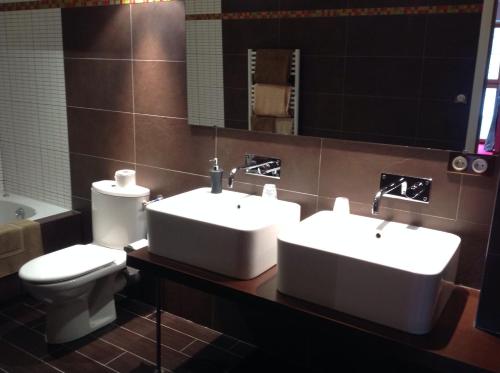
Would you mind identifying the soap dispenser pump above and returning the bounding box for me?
[209,158,223,194]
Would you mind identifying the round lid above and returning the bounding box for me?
[92,180,150,198]
[19,244,126,284]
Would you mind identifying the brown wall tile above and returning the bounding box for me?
[319,139,461,219]
[217,129,321,195]
[135,114,214,174]
[70,153,134,199]
[458,174,499,225]
[133,61,187,117]
[68,107,135,162]
[131,1,186,61]
[135,165,209,198]
[62,5,131,59]
[65,59,133,112]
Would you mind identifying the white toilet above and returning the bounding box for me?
[19,172,150,344]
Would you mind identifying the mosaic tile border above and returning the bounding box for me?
[0,0,170,12]
[185,4,482,21]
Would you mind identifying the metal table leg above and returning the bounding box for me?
[155,277,162,372]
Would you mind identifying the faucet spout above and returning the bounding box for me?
[372,177,407,215]
[227,166,243,189]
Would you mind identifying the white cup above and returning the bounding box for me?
[262,184,278,199]
[333,197,350,215]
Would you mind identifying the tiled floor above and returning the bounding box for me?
[0,295,276,373]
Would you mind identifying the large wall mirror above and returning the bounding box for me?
[186,0,499,153]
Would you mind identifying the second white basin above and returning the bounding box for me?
[277,211,461,334]
[147,188,301,279]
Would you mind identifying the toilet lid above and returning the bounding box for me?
[19,244,124,283]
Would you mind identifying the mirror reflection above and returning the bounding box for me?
[186,0,498,153]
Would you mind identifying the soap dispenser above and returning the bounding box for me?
[209,158,223,194]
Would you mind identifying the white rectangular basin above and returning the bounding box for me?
[147,187,301,279]
[277,211,461,334]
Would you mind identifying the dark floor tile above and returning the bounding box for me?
[67,335,124,365]
[44,348,116,373]
[107,353,155,373]
[116,309,194,351]
[0,340,60,373]
[0,303,44,328]
[3,324,61,358]
[99,325,189,371]
[0,314,18,337]
[117,297,155,317]
[182,340,241,372]
[228,341,257,358]
[150,312,235,348]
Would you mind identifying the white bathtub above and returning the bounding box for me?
[0,193,69,224]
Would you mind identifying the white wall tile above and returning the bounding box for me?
[0,9,71,209]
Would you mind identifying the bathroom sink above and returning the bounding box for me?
[147,187,301,279]
[277,211,461,334]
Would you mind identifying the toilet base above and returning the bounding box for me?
[43,271,127,344]
[46,297,117,344]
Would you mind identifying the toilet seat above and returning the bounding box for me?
[19,244,126,284]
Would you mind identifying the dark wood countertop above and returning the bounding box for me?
[128,248,500,373]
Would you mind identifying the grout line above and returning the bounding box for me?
[104,351,127,366]
[455,174,464,221]
[116,325,190,358]
[64,57,186,63]
[129,3,137,168]
[118,305,244,358]
[178,339,196,353]
[66,105,188,121]
[97,337,173,373]
[0,338,65,373]
[75,350,120,373]
[69,152,136,165]
[315,139,323,212]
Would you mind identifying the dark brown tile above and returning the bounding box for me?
[65,59,133,112]
[279,18,346,55]
[68,108,134,162]
[0,303,44,328]
[421,58,475,100]
[149,312,227,346]
[133,61,187,118]
[0,340,60,373]
[229,341,256,358]
[115,309,194,351]
[344,57,421,98]
[135,114,215,174]
[425,14,481,58]
[67,336,124,365]
[107,353,155,373]
[216,129,321,195]
[222,0,279,12]
[343,96,418,139]
[117,297,155,317]
[0,314,18,337]
[223,54,248,89]
[70,153,134,199]
[181,340,240,371]
[300,93,343,132]
[301,55,344,94]
[280,0,347,10]
[346,15,425,57]
[44,348,116,373]
[132,1,185,61]
[3,324,61,358]
[222,19,280,54]
[318,139,461,219]
[99,326,188,371]
[62,5,131,59]
[458,174,499,225]
[135,165,210,199]
[71,197,92,243]
[224,87,248,122]
[476,253,500,331]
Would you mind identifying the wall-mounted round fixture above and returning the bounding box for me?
[472,158,488,174]
[451,155,468,171]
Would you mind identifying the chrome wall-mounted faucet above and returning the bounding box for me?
[372,173,432,215]
[228,154,281,189]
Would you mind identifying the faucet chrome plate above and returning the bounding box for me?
[380,173,431,204]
